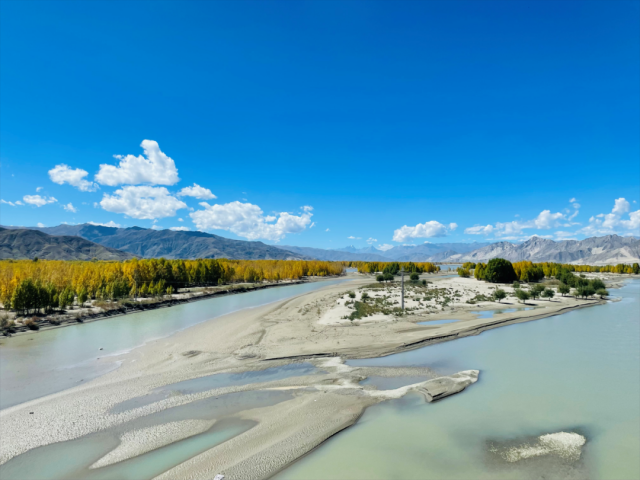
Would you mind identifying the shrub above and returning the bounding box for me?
[25,318,40,330]
[512,281,520,289]
[542,288,555,300]
[410,272,420,282]
[457,268,471,278]
[422,279,427,286]
[529,284,545,300]
[590,278,606,291]
[361,292,370,301]
[483,259,517,284]
[558,283,570,296]
[376,274,384,283]
[596,288,609,299]
[515,289,530,304]
[492,289,507,303]
[383,273,394,283]
[348,291,356,299]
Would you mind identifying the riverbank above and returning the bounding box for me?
[0,273,629,479]
[1,276,345,337]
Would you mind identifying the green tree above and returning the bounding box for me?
[77,288,88,307]
[410,272,420,282]
[376,274,384,283]
[483,258,517,284]
[596,288,609,298]
[383,273,394,283]
[492,289,507,303]
[558,283,570,296]
[530,284,545,300]
[512,281,520,289]
[542,288,555,301]
[590,278,605,291]
[515,289,530,304]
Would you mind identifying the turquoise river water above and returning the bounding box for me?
[276,279,640,480]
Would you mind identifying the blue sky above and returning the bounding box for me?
[1,0,638,249]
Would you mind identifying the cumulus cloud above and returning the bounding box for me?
[63,203,77,213]
[178,183,216,200]
[49,164,98,192]
[348,236,361,240]
[533,210,565,229]
[88,221,121,228]
[37,223,45,228]
[377,244,394,251]
[190,201,313,241]
[23,195,57,207]
[580,198,640,236]
[392,220,456,242]
[464,224,495,235]
[367,237,377,244]
[95,140,179,186]
[170,226,190,231]
[100,186,187,220]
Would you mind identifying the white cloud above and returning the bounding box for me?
[95,140,179,186]
[37,223,45,228]
[23,195,57,207]
[190,201,313,241]
[392,220,455,242]
[100,186,187,220]
[569,198,576,203]
[88,221,121,228]
[533,210,565,229]
[178,218,184,222]
[465,224,494,235]
[367,237,377,244]
[63,203,77,213]
[49,164,98,192]
[170,226,190,231]
[1,199,23,207]
[151,225,163,230]
[36,187,43,192]
[178,183,216,200]
[555,231,577,239]
[348,236,361,240]
[377,244,394,251]
[579,198,639,236]
[325,228,330,232]
[309,222,316,228]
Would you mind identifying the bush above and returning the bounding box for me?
[348,291,356,299]
[492,289,507,303]
[483,258,517,284]
[590,278,606,291]
[596,288,609,299]
[512,281,520,289]
[515,289,530,304]
[361,292,370,301]
[422,279,427,286]
[558,283,570,296]
[542,288,555,300]
[376,274,384,283]
[383,273,394,283]
[457,268,471,278]
[410,272,420,282]
[529,284,545,300]
[25,318,40,330]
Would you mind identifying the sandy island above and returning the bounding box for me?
[0,271,626,479]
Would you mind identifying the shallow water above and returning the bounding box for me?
[0,278,351,409]
[0,390,293,480]
[471,307,535,319]
[111,362,317,413]
[417,319,459,325]
[276,280,640,480]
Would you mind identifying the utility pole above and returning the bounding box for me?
[401,266,405,310]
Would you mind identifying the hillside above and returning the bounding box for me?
[0,228,135,261]
[278,245,392,262]
[17,224,308,260]
[444,235,640,265]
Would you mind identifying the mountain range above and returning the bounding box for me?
[0,224,307,261]
[1,223,638,265]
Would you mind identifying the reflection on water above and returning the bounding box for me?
[112,362,316,413]
[276,280,640,480]
[0,278,351,409]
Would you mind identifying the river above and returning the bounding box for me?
[0,278,352,409]
[275,279,640,480]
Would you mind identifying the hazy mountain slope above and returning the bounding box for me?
[445,235,640,265]
[3,224,309,260]
[0,228,135,261]
[278,245,392,262]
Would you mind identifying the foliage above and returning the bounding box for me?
[515,289,530,303]
[542,288,555,300]
[492,289,507,303]
[376,274,384,283]
[512,281,520,289]
[462,262,476,269]
[596,288,609,298]
[383,273,394,282]
[474,263,486,280]
[557,284,570,296]
[348,291,356,299]
[457,268,471,278]
[483,259,517,284]
[347,261,440,275]
[529,284,545,300]
[410,272,420,282]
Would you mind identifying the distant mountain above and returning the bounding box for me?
[3,224,308,260]
[331,242,491,262]
[443,235,640,265]
[0,228,135,261]
[279,245,392,262]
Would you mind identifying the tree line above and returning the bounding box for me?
[0,258,345,315]
[344,261,440,275]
